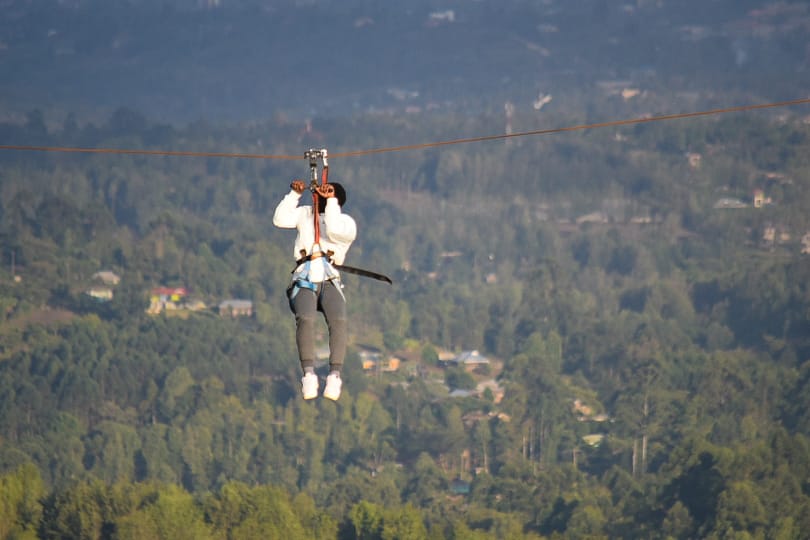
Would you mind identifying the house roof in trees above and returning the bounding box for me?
[454,350,490,365]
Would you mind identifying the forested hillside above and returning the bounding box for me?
[1,98,810,538]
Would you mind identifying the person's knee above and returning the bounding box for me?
[296,312,318,326]
[329,314,347,328]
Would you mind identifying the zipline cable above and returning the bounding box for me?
[0,97,808,161]
[335,96,810,158]
[0,145,301,160]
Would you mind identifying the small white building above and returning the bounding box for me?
[85,287,113,302]
[453,350,490,368]
[428,10,455,25]
[92,270,121,285]
[801,232,810,255]
[218,299,253,318]
[713,198,748,209]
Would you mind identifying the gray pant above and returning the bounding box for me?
[289,281,347,372]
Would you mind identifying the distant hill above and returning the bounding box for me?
[0,0,808,124]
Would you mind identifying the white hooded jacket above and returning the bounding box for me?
[273,190,357,283]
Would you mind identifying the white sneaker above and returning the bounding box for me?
[323,372,342,401]
[301,372,319,400]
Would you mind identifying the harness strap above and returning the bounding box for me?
[333,264,393,284]
[287,257,345,306]
[294,252,393,284]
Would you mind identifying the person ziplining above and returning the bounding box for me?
[273,149,390,401]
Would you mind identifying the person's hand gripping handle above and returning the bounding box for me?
[290,179,307,194]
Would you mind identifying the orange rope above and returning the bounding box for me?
[1,97,808,161]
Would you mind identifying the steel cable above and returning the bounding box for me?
[0,97,808,161]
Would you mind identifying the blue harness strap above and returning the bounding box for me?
[287,257,345,310]
[288,260,315,305]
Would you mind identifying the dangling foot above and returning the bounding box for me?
[323,371,342,401]
[301,371,319,400]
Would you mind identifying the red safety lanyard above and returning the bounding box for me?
[306,148,328,250]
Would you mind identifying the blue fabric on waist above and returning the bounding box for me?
[295,278,318,292]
